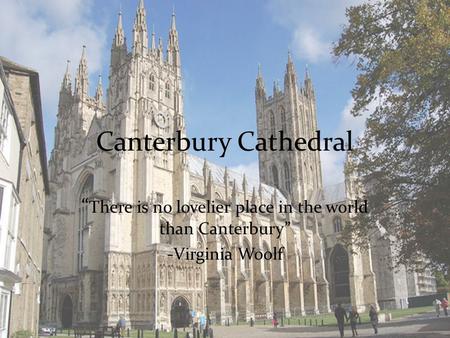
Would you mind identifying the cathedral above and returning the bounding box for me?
[40,0,434,329]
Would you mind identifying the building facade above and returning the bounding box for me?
[0,60,23,338]
[40,0,434,329]
[0,57,49,337]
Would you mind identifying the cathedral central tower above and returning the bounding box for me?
[255,55,323,203]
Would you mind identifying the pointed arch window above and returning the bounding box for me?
[78,175,93,271]
[333,216,343,233]
[263,241,270,277]
[269,111,275,136]
[284,161,291,193]
[272,164,279,188]
[243,238,251,277]
[280,107,287,133]
[149,74,155,91]
[220,236,230,301]
[165,82,171,99]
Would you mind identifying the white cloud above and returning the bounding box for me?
[0,0,108,119]
[320,97,373,186]
[321,150,345,186]
[292,26,330,63]
[230,161,260,183]
[266,0,366,63]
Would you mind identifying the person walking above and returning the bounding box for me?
[272,313,279,328]
[434,299,441,317]
[334,303,348,338]
[348,306,360,337]
[442,298,449,316]
[369,305,379,334]
[116,316,126,337]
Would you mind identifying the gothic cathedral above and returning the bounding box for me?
[40,0,382,329]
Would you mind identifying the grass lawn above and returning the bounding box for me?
[251,306,434,327]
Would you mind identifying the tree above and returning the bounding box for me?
[334,0,450,268]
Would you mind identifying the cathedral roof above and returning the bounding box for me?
[188,155,287,203]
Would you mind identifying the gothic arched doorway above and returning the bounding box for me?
[61,295,73,328]
[330,245,351,304]
[170,296,191,328]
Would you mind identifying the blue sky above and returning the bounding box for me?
[0,0,367,185]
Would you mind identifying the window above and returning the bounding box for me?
[221,236,230,300]
[272,165,279,188]
[149,74,155,91]
[0,94,9,155]
[243,239,251,276]
[284,161,291,193]
[3,188,18,270]
[155,192,164,204]
[78,175,93,270]
[0,186,3,219]
[263,242,270,277]
[165,82,171,99]
[333,216,343,233]
[332,245,350,299]
[280,107,287,133]
[0,292,9,330]
[269,111,275,136]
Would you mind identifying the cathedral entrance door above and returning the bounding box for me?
[61,295,73,328]
[170,296,191,328]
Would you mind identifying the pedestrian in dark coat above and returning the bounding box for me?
[334,303,348,338]
[369,305,379,334]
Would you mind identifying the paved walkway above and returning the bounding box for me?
[211,313,450,338]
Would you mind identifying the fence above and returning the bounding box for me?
[408,292,449,308]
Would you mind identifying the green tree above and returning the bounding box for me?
[334,0,450,268]
[434,270,449,292]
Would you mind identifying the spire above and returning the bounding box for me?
[167,7,180,68]
[151,25,156,50]
[133,0,148,55]
[255,63,265,98]
[171,6,177,31]
[273,80,280,96]
[285,50,297,88]
[304,64,314,97]
[61,60,72,93]
[286,50,295,73]
[113,11,126,48]
[75,45,89,97]
[95,75,103,103]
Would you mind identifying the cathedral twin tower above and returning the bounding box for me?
[41,0,337,329]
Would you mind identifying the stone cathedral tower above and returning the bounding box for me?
[256,54,322,204]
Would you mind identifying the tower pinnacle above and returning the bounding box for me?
[95,75,103,103]
[255,63,265,98]
[285,50,297,87]
[171,6,177,30]
[113,11,126,48]
[151,25,156,50]
[167,7,180,68]
[75,46,89,97]
[133,0,149,55]
[61,60,72,93]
